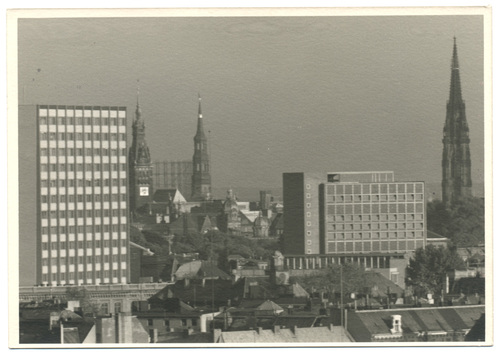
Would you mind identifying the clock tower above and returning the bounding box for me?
[129,93,153,213]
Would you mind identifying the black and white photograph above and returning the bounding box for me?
[8,6,492,347]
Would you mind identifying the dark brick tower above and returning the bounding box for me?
[191,95,212,201]
[129,93,153,213]
[442,38,472,204]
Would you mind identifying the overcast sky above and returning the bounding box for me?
[18,14,484,195]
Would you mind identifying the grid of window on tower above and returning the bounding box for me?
[37,106,128,286]
[324,182,425,254]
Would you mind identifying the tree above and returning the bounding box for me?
[290,262,368,297]
[427,197,484,247]
[405,244,465,296]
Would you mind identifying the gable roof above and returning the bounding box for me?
[174,260,230,281]
[270,213,284,230]
[366,271,404,297]
[256,300,284,312]
[348,305,485,341]
[217,325,351,343]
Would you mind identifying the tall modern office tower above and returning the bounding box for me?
[442,38,472,204]
[24,105,129,286]
[129,98,153,212]
[191,95,212,201]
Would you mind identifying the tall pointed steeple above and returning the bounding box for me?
[195,93,206,139]
[191,94,212,201]
[442,38,472,204]
[129,82,153,213]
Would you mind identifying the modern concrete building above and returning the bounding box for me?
[283,171,426,273]
[20,104,129,286]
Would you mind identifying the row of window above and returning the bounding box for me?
[328,194,424,202]
[328,222,425,231]
[328,230,425,240]
[41,224,127,235]
[287,255,392,269]
[40,163,127,173]
[41,179,126,189]
[194,163,209,172]
[41,147,127,157]
[147,319,197,327]
[42,239,127,250]
[41,269,125,282]
[42,253,126,265]
[328,203,424,215]
[327,183,424,195]
[41,193,126,203]
[331,213,424,222]
[39,132,126,142]
[41,209,127,219]
[39,116,126,126]
[326,239,425,253]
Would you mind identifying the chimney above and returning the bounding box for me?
[292,325,298,335]
[256,327,263,334]
[390,315,402,334]
[184,278,190,287]
[273,325,280,334]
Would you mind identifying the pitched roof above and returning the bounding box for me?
[174,260,230,280]
[349,305,485,340]
[273,315,320,328]
[149,278,242,308]
[217,325,351,343]
[256,300,284,312]
[366,271,404,297]
[240,210,260,223]
[270,213,284,230]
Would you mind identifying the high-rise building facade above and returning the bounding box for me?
[442,38,472,204]
[283,171,426,270]
[33,105,129,286]
[191,96,212,201]
[129,100,153,212]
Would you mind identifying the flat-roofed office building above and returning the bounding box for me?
[21,104,130,286]
[283,171,426,272]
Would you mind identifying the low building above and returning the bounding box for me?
[346,305,485,342]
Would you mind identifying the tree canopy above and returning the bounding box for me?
[290,262,368,296]
[405,244,465,297]
[427,197,484,247]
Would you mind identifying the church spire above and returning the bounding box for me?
[196,94,206,139]
[448,37,463,105]
[135,79,142,119]
[442,38,472,204]
[191,93,211,201]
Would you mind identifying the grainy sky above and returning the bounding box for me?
[18,14,484,195]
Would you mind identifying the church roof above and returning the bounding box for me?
[153,189,187,204]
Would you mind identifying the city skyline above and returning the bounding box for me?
[18,13,485,195]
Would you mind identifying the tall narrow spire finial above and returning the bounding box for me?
[452,37,459,70]
[198,93,202,118]
[136,79,142,116]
